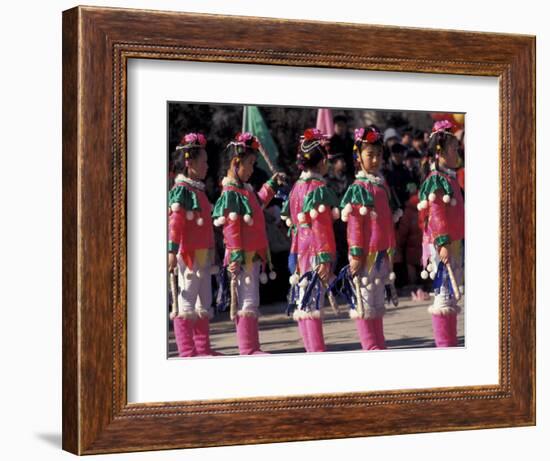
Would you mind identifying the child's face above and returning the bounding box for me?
[236,153,257,182]
[188,149,208,180]
[360,144,382,174]
[439,137,459,169]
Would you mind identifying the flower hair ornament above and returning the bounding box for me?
[429,119,455,156]
[296,128,329,170]
[175,132,207,167]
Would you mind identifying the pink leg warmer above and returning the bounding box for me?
[355,318,380,350]
[304,317,326,352]
[235,315,269,355]
[173,317,197,357]
[432,313,458,347]
[193,317,223,356]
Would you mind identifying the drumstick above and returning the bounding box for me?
[230,273,239,320]
[445,263,462,301]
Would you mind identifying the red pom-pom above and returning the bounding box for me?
[365,130,380,143]
[304,128,316,141]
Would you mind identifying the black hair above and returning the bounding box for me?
[390,143,407,155]
[333,114,348,124]
[427,130,458,158]
[172,144,205,174]
[297,140,329,170]
[413,129,424,141]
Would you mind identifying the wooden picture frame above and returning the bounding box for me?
[62,5,536,455]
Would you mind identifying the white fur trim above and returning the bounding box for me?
[349,309,362,319]
[195,308,213,319]
[259,272,268,284]
[331,207,340,219]
[294,309,321,320]
[299,171,326,182]
[318,204,326,213]
[359,206,368,216]
[229,212,238,221]
[285,218,292,227]
[176,310,197,319]
[420,270,429,280]
[309,209,318,219]
[298,278,309,288]
[186,210,194,220]
[289,273,300,285]
[443,194,451,203]
[170,203,181,212]
[237,309,259,318]
[428,304,462,316]
[269,271,277,280]
[196,217,204,226]
[388,272,396,281]
[428,192,437,202]
[169,311,177,320]
[297,212,306,223]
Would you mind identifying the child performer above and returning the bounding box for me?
[340,126,402,350]
[282,128,339,353]
[168,133,221,357]
[212,132,283,355]
[418,120,465,347]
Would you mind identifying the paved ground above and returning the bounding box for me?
[168,288,464,357]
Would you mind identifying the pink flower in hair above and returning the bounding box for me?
[354,128,365,142]
[183,132,207,147]
[303,128,323,141]
[237,132,254,142]
[433,119,453,132]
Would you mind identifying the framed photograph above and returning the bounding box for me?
[62,5,535,455]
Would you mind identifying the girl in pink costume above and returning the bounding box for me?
[168,133,222,357]
[212,132,283,355]
[340,126,402,350]
[418,120,465,347]
[282,128,339,353]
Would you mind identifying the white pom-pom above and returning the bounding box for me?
[417,200,428,210]
[196,217,204,226]
[361,276,369,286]
[443,194,451,204]
[170,203,181,212]
[210,265,219,275]
[426,263,434,272]
[243,214,252,224]
[244,275,251,285]
[229,212,238,221]
[186,210,194,220]
[332,207,340,219]
[370,210,378,220]
[299,278,309,288]
[429,271,437,280]
[341,213,349,222]
[289,274,300,286]
[388,272,396,281]
[420,270,429,280]
[366,283,373,291]
[451,198,457,206]
[195,269,201,279]
[318,204,326,213]
[269,271,277,280]
[297,212,306,223]
[214,216,226,227]
[374,278,381,285]
[344,203,353,214]
[359,206,368,216]
[310,209,318,219]
[428,192,437,202]
[285,218,292,227]
[259,272,268,284]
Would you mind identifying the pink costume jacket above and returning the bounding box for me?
[212,177,277,268]
[417,166,465,265]
[281,171,339,274]
[340,171,398,267]
[168,175,214,269]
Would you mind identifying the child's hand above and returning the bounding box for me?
[439,245,449,265]
[349,257,362,277]
[168,252,177,272]
[272,172,287,185]
[228,262,241,275]
[316,262,331,284]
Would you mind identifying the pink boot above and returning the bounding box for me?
[305,317,326,352]
[431,313,458,347]
[193,317,223,356]
[297,319,310,352]
[173,317,197,357]
[374,317,387,350]
[235,315,269,355]
[355,318,380,350]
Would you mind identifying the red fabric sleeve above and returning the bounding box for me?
[429,190,450,247]
[168,209,185,252]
